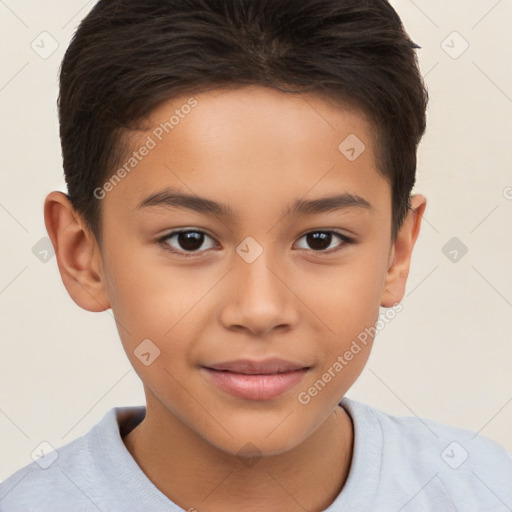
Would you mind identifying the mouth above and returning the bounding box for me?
[201,358,311,401]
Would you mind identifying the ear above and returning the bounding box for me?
[43,191,111,312]
[380,194,427,308]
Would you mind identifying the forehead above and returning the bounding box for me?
[103,85,389,220]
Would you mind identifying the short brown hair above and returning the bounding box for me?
[58,0,428,245]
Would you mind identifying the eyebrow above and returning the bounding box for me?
[136,187,373,218]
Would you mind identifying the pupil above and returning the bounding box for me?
[179,232,203,251]
[307,232,330,250]
[175,232,332,252]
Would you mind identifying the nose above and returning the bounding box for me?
[218,249,300,337]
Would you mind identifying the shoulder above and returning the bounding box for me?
[341,397,512,511]
[0,408,122,512]
[0,433,94,510]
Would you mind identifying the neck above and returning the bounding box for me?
[123,403,353,512]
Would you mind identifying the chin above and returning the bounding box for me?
[199,416,315,460]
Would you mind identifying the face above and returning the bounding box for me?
[47,85,424,457]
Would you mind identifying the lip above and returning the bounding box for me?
[202,358,310,401]
[204,358,309,374]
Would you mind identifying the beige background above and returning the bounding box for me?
[0,0,511,480]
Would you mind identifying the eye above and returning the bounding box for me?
[294,230,354,253]
[158,229,355,258]
[158,229,217,257]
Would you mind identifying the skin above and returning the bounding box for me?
[44,85,426,512]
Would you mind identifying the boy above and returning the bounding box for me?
[1,0,511,510]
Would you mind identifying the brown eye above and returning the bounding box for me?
[159,229,217,256]
[158,228,354,258]
[295,231,353,253]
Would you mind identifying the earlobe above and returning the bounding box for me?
[380,194,427,308]
[44,191,111,312]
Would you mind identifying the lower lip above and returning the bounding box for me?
[202,367,309,400]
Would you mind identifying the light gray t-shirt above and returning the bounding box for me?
[1,397,511,511]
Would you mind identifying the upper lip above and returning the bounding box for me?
[204,358,310,375]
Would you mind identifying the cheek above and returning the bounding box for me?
[108,276,196,399]
[104,243,190,330]
[104,255,215,374]
[305,256,386,333]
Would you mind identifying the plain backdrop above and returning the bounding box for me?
[0,0,511,480]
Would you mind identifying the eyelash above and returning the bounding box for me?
[157,229,355,258]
